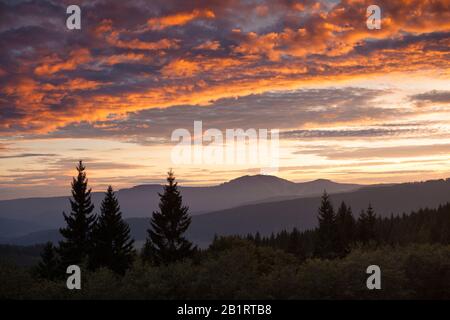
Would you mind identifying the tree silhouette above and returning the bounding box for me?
[357,204,377,245]
[315,191,339,258]
[59,161,96,268]
[143,170,195,264]
[89,186,135,275]
[36,242,60,280]
[336,201,356,254]
[365,203,377,243]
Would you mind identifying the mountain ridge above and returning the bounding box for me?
[0,175,361,231]
[3,177,450,247]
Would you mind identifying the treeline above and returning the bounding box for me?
[2,161,450,299]
[35,161,450,280]
[37,161,196,280]
[244,194,450,260]
[2,242,450,299]
[0,244,46,266]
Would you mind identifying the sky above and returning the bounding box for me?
[0,0,449,200]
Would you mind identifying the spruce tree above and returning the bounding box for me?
[287,227,306,260]
[336,201,356,254]
[254,232,262,246]
[36,242,60,280]
[59,161,96,268]
[365,203,377,243]
[357,204,378,245]
[357,209,368,244]
[315,191,339,258]
[90,186,135,275]
[143,170,195,265]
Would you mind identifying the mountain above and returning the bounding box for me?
[3,229,62,246]
[0,175,361,230]
[4,178,450,247]
[0,218,47,238]
[183,178,450,245]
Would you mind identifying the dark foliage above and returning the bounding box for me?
[3,167,450,299]
[315,192,341,258]
[89,186,135,275]
[35,242,59,280]
[58,161,96,269]
[358,204,377,244]
[0,244,46,266]
[246,202,450,260]
[143,171,196,265]
[2,242,450,299]
[336,201,356,254]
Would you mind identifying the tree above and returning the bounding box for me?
[90,186,135,275]
[365,203,377,243]
[315,191,340,258]
[254,232,262,246]
[59,161,96,268]
[357,209,368,243]
[143,170,195,264]
[336,201,356,254]
[36,242,60,280]
[287,227,306,260]
[357,204,377,245]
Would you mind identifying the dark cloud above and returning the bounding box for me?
[34,87,408,144]
[310,144,450,160]
[281,127,424,139]
[0,0,448,135]
[0,153,57,159]
[410,90,450,107]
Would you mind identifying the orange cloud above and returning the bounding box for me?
[34,48,92,76]
[234,0,450,61]
[1,0,449,137]
[100,53,148,66]
[161,59,200,77]
[95,19,179,51]
[148,9,215,30]
[107,32,179,50]
[194,40,221,50]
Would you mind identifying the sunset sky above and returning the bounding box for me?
[0,0,449,200]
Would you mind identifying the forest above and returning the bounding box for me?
[0,161,449,299]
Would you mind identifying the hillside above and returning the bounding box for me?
[3,178,450,247]
[0,175,360,232]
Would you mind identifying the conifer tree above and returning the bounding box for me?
[365,203,377,243]
[357,209,368,244]
[287,227,306,260]
[59,161,96,268]
[254,232,262,246]
[357,204,377,245]
[36,242,60,280]
[90,186,135,275]
[143,170,195,265]
[315,191,339,258]
[336,201,356,254]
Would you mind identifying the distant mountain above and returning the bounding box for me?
[3,178,450,247]
[0,175,361,230]
[0,218,47,238]
[3,229,62,246]
[183,178,450,245]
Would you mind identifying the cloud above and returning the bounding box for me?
[31,87,411,144]
[0,153,57,159]
[0,0,448,135]
[281,128,424,139]
[147,9,215,30]
[194,40,221,50]
[34,48,92,76]
[410,90,450,107]
[311,143,450,160]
